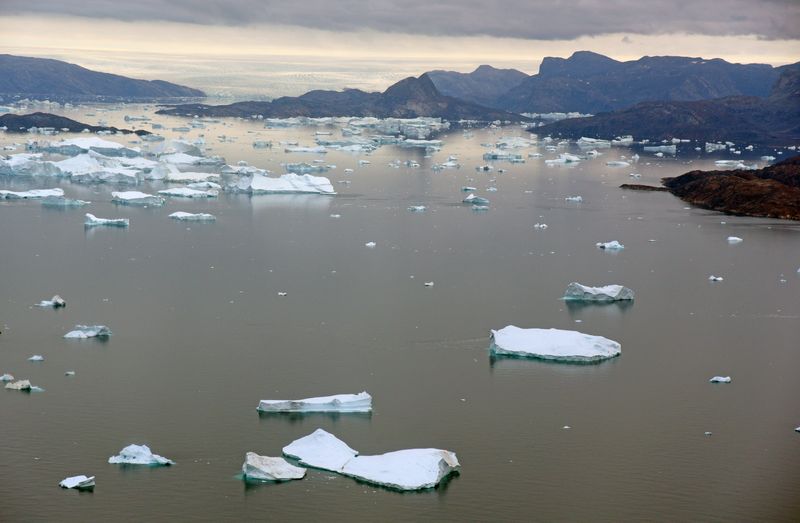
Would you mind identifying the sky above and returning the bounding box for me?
[1,1,798,97]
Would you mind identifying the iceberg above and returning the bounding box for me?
[41,196,90,207]
[365,241,376,248]
[163,170,220,183]
[159,152,223,166]
[407,205,426,212]
[1,188,64,199]
[258,392,372,413]
[59,475,95,490]
[236,173,335,195]
[169,211,216,222]
[605,160,631,167]
[242,453,306,481]
[564,283,634,302]
[565,196,583,203]
[545,153,581,165]
[341,449,460,491]
[111,191,165,206]
[108,444,174,466]
[490,326,621,362]
[0,153,62,177]
[0,373,14,382]
[64,325,112,339]
[596,241,624,250]
[708,275,724,282]
[5,380,32,391]
[463,194,489,205]
[283,429,359,472]
[643,145,676,155]
[158,187,218,198]
[186,181,221,190]
[727,236,743,243]
[36,294,66,308]
[85,213,129,227]
[284,146,327,154]
[28,355,44,362]
[709,376,731,383]
[42,137,140,157]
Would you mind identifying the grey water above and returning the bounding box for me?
[1,108,799,521]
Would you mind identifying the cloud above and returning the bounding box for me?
[2,0,799,40]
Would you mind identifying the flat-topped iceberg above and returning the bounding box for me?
[85,213,129,227]
[64,325,112,339]
[463,193,489,205]
[42,137,140,157]
[237,173,335,195]
[169,211,216,222]
[490,326,621,362]
[282,429,358,472]
[111,191,165,206]
[564,283,634,302]
[59,475,95,489]
[709,376,732,383]
[242,452,306,481]
[5,379,33,391]
[158,187,218,198]
[159,152,223,166]
[258,392,372,413]
[1,188,64,199]
[36,295,66,308]
[108,444,174,466]
[341,449,460,491]
[596,240,624,250]
[41,195,90,207]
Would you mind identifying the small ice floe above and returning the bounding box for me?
[5,380,38,391]
[628,173,642,178]
[708,275,724,282]
[704,431,713,436]
[242,452,306,482]
[108,444,174,466]
[186,181,222,190]
[407,205,426,212]
[463,194,489,205]
[237,173,335,195]
[59,475,95,490]
[341,449,460,491]
[0,373,14,382]
[41,196,90,207]
[486,187,498,192]
[472,205,490,211]
[534,223,548,229]
[727,236,743,243]
[709,376,732,383]
[330,214,341,218]
[605,160,630,167]
[461,186,477,192]
[424,281,434,287]
[158,187,218,198]
[84,213,129,227]
[563,283,634,302]
[277,292,288,297]
[365,241,376,248]
[282,429,359,472]
[28,355,44,362]
[1,188,64,200]
[64,325,111,339]
[258,392,371,413]
[111,191,165,206]
[65,371,76,376]
[169,212,216,222]
[490,326,621,362]
[565,196,583,203]
[36,295,66,308]
[596,241,624,250]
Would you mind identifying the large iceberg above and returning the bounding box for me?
[111,191,165,206]
[257,392,372,413]
[1,188,64,199]
[158,187,218,198]
[563,283,634,302]
[242,452,306,481]
[41,137,140,157]
[490,326,621,362]
[169,211,216,222]
[64,325,112,339]
[108,444,174,466]
[341,449,460,491]
[59,475,95,489]
[236,173,335,195]
[0,153,62,177]
[85,213,129,227]
[282,429,358,472]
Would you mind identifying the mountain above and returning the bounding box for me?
[156,73,527,121]
[495,51,781,114]
[0,112,149,135]
[427,65,528,107]
[534,67,800,145]
[0,54,205,102]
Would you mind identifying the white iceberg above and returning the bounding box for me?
[282,429,358,472]
[463,194,489,205]
[44,137,140,157]
[186,181,221,190]
[565,196,583,203]
[59,475,95,489]
[159,152,223,166]
[64,325,112,339]
[108,444,174,466]
[41,196,90,207]
[0,373,14,382]
[407,205,426,212]
[158,187,218,198]
[36,294,66,308]
[85,213,129,227]
[242,452,306,481]
[284,146,327,154]
[28,355,44,361]
[169,211,216,222]
[709,376,732,383]
[258,392,372,413]
[490,326,621,362]
[111,191,165,206]
[0,153,62,177]
[5,380,32,390]
[237,173,335,195]
[341,449,460,491]
[708,275,724,282]
[1,188,64,199]
[605,160,630,167]
[365,242,376,248]
[727,236,743,243]
[564,283,634,302]
[596,241,624,250]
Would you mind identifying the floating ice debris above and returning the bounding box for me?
[36,295,66,308]
[236,173,335,195]
[0,373,14,382]
[63,325,111,339]
[108,444,174,466]
[28,355,44,362]
[628,173,642,178]
[704,431,713,436]
[277,292,288,297]
[59,475,95,489]
[341,449,460,491]
[158,187,218,198]
[472,205,490,211]
[463,194,489,205]
[545,153,581,165]
[644,145,676,154]
[424,282,434,287]
[258,392,372,413]
[708,275,724,282]
[282,429,359,472]
[727,236,743,243]
[330,214,341,218]
[242,452,306,481]
[565,196,583,203]
[285,145,327,154]
[42,137,140,157]
[65,371,75,376]
[186,181,221,190]
[407,205,426,212]
[596,241,624,250]
[168,211,216,222]
[84,213,129,227]
[41,196,90,207]
[486,186,498,192]
[5,380,32,391]
[0,153,62,177]
[111,191,165,206]
[795,426,800,433]
[605,160,631,167]
[709,376,732,383]
[1,188,64,200]
[365,242,376,248]
[490,326,621,362]
[159,152,223,167]
[563,283,634,301]
[462,186,477,192]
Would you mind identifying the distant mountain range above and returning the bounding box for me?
[535,66,800,145]
[427,65,528,107]
[156,73,527,121]
[0,112,148,135]
[0,54,205,102]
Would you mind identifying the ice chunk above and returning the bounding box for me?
[596,241,624,250]
[463,194,489,205]
[5,380,32,390]
[237,173,335,195]
[424,282,434,287]
[258,392,372,413]
[163,170,221,183]
[285,145,327,154]
[365,242,376,248]
[564,283,634,302]
[159,152,223,166]
[1,188,64,199]
[0,373,14,382]
[28,355,44,362]
[0,153,62,177]
[407,205,426,212]
[605,160,630,167]
[158,187,218,198]
[461,186,477,191]
[186,181,222,190]
[727,236,743,243]
[59,475,95,489]
[41,196,90,207]
[43,137,140,157]
[709,376,731,383]
[283,429,359,472]
[111,191,165,206]
[565,196,583,203]
[242,452,306,481]
[169,211,216,222]
[36,294,66,308]
[341,449,460,491]
[64,325,112,339]
[108,444,174,466]
[708,275,724,282]
[490,326,621,362]
[85,213,129,227]
[534,223,548,229]
[471,205,489,211]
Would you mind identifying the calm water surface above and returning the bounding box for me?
[1,106,799,521]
